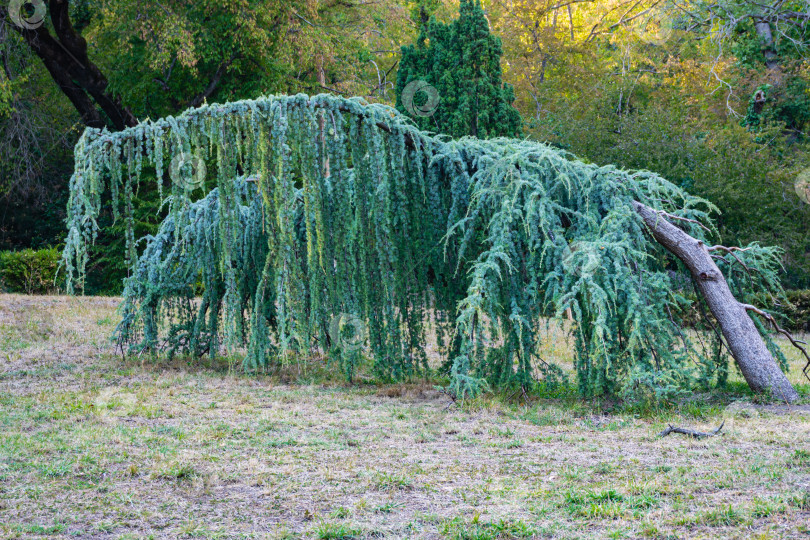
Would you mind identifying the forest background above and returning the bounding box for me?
[0,0,808,295]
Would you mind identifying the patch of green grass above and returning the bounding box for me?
[179,520,211,537]
[789,449,810,468]
[440,516,538,539]
[750,497,786,518]
[154,462,197,481]
[679,402,723,420]
[522,407,576,427]
[495,438,523,449]
[267,437,299,448]
[16,523,66,535]
[373,471,413,490]
[594,461,616,475]
[314,522,363,539]
[639,522,661,538]
[151,425,187,440]
[38,460,72,478]
[562,488,657,519]
[489,427,515,438]
[329,506,351,519]
[693,505,748,527]
[790,491,810,511]
[374,501,404,513]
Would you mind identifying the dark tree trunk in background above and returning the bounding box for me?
[633,201,800,403]
[754,20,779,71]
[1,0,137,129]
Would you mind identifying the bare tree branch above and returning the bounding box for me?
[741,303,810,383]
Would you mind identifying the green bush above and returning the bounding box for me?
[0,247,61,294]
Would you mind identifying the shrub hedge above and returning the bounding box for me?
[0,247,61,294]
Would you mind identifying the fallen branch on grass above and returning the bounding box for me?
[658,420,725,439]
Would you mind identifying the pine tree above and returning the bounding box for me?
[396,0,522,138]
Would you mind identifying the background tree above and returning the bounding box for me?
[485,0,810,288]
[2,0,809,298]
[0,0,406,255]
[396,0,522,138]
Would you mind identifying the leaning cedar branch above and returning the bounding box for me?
[633,201,800,403]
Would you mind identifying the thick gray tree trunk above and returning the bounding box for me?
[633,201,799,403]
[754,20,779,70]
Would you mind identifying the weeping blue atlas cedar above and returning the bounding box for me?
[61,94,788,399]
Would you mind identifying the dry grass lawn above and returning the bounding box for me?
[0,294,808,539]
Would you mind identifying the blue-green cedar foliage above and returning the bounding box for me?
[62,93,786,400]
[395,0,522,139]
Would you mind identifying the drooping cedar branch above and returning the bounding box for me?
[1,0,137,129]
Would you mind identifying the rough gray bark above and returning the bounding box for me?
[633,201,799,403]
[754,20,779,70]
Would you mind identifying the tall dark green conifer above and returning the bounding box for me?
[396,0,521,138]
